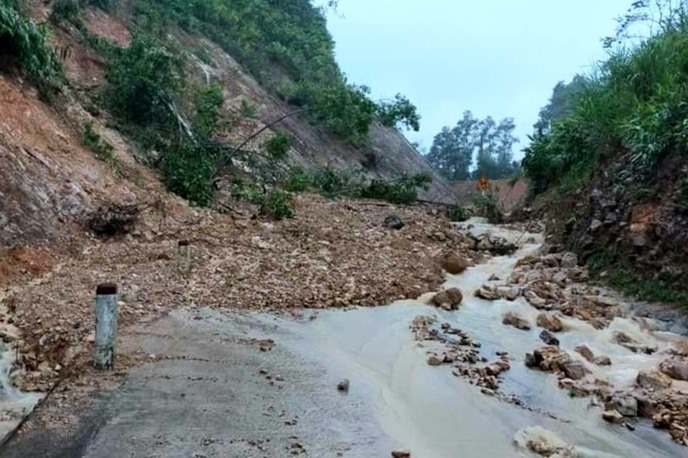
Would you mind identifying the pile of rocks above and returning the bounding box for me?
[410,316,511,393]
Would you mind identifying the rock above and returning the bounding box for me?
[589,219,603,232]
[337,379,350,393]
[475,284,501,301]
[593,356,612,366]
[614,332,657,355]
[384,215,405,230]
[513,426,576,457]
[603,409,625,424]
[561,252,578,268]
[561,361,589,381]
[552,271,568,287]
[505,287,520,301]
[539,330,560,346]
[659,359,688,381]
[503,312,531,331]
[635,394,659,418]
[430,288,463,311]
[427,355,443,367]
[614,394,639,417]
[524,290,549,309]
[536,313,563,333]
[440,254,469,275]
[637,371,673,390]
[391,450,411,458]
[575,345,595,362]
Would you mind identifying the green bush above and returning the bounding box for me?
[193,83,224,139]
[50,0,82,25]
[524,10,688,195]
[258,189,294,220]
[360,173,432,205]
[283,167,310,192]
[161,141,219,207]
[446,205,470,222]
[473,191,504,224]
[264,131,292,162]
[0,3,62,91]
[82,121,114,161]
[105,34,184,127]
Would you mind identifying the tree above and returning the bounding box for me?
[534,76,587,133]
[427,111,519,181]
[377,94,421,132]
[426,111,478,180]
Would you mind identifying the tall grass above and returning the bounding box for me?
[524,12,688,194]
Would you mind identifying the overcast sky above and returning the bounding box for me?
[326,0,631,158]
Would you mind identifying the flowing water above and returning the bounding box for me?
[253,219,687,457]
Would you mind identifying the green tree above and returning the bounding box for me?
[534,76,588,133]
[377,93,421,132]
[427,111,519,181]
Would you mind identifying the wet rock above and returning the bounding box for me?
[384,215,405,230]
[539,330,560,346]
[502,312,531,331]
[524,291,549,310]
[440,253,469,275]
[635,393,659,418]
[593,356,612,366]
[430,288,463,311]
[561,361,589,381]
[337,379,350,393]
[603,409,625,424]
[505,287,520,301]
[560,252,578,268]
[614,394,639,417]
[659,359,688,381]
[637,371,673,390]
[475,284,501,301]
[427,355,443,367]
[391,450,411,458]
[513,426,576,457]
[536,313,563,333]
[575,345,595,362]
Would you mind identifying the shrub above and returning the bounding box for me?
[193,83,224,139]
[473,191,504,224]
[258,189,294,220]
[360,173,432,205]
[161,141,219,207]
[0,3,62,91]
[446,205,470,222]
[82,121,114,161]
[238,99,258,119]
[50,0,82,25]
[282,167,310,192]
[264,131,292,162]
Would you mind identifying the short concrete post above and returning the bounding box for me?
[93,283,119,370]
[178,240,191,273]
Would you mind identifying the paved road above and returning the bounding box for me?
[1,308,392,458]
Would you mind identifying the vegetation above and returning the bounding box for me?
[427,111,520,181]
[131,0,419,142]
[473,191,504,224]
[524,0,688,195]
[82,122,114,161]
[0,2,62,92]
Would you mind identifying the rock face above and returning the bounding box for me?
[502,313,531,331]
[430,288,463,311]
[660,359,688,381]
[536,313,563,333]
[440,254,469,275]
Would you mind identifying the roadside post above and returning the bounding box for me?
[93,283,119,370]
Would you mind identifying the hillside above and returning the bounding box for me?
[522,2,688,304]
[0,0,455,251]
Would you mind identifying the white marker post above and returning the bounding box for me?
[93,283,119,370]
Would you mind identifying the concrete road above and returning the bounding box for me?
[1,308,392,458]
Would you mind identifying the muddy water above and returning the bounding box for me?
[257,220,686,458]
[0,342,42,442]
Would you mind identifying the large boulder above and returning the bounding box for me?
[536,313,563,333]
[561,361,589,381]
[440,254,469,275]
[430,288,463,311]
[659,359,688,381]
[560,252,579,268]
[637,371,673,390]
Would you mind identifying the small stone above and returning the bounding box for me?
[575,345,595,362]
[562,361,589,381]
[536,313,563,333]
[337,379,350,393]
[391,450,411,458]
[384,215,405,230]
[430,288,463,311]
[539,330,560,346]
[561,252,578,268]
[440,254,469,275]
[593,356,612,366]
[503,312,531,331]
[427,356,443,367]
[602,410,625,424]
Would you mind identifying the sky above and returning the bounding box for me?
[326,0,632,158]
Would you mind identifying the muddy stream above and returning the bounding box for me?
[248,219,686,457]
